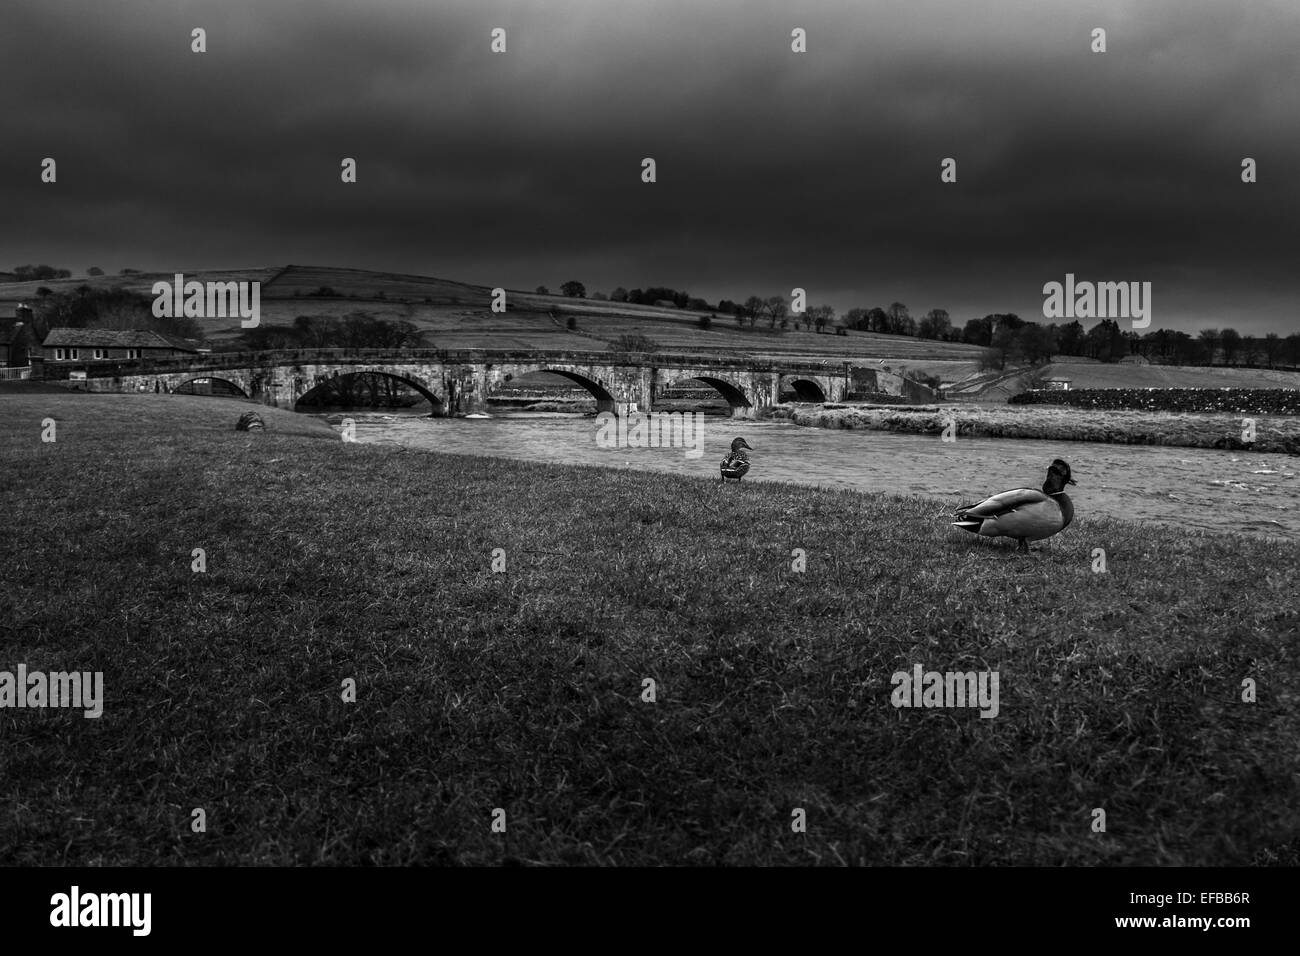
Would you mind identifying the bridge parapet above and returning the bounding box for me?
[44,348,936,413]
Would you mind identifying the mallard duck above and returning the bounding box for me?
[952,459,1076,553]
[719,437,752,483]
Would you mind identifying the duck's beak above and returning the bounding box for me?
[740,439,752,449]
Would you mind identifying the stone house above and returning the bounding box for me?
[38,328,207,363]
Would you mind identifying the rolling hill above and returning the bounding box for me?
[0,265,984,381]
[5,265,1298,394]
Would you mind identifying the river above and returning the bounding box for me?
[322,410,1300,542]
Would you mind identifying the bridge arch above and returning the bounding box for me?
[296,370,444,414]
[526,368,617,413]
[173,376,248,398]
[785,378,827,403]
[664,375,753,416]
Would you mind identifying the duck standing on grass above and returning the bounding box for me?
[719,437,752,483]
[953,459,1076,553]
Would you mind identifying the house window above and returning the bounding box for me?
[69,349,80,360]
[54,348,66,360]
[93,349,108,360]
[127,349,141,360]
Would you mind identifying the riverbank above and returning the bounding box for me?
[2,393,1297,865]
[774,402,1300,453]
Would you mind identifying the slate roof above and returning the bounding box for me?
[41,328,201,351]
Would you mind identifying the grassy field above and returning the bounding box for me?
[1,392,1297,866]
[779,403,1300,453]
[1041,362,1300,390]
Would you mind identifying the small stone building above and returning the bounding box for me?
[38,328,206,363]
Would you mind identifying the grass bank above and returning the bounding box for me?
[2,393,1297,865]
[774,402,1300,454]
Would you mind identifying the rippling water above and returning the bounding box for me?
[324,410,1300,541]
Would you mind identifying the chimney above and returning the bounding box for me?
[18,302,49,342]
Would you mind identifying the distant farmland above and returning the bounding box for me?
[0,264,985,382]
[1035,361,1300,391]
[5,265,1298,395]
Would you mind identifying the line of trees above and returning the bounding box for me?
[609,286,715,312]
[840,303,955,338]
[6,264,72,281]
[968,315,1300,370]
[834,304,1299,368]
[612,288,836,332]
[239,314,425,351]
[559,278,1300,369]
[3,264,142,281]
[29,285,204,340]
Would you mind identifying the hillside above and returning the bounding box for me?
[0,265,983,380]
[5,266,1298,394]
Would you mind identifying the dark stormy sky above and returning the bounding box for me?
[3,0,1298,335]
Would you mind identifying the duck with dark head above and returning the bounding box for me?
[719,437,752,483]
[952,459,1077,554]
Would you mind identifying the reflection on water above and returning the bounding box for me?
[326,410,1300,541]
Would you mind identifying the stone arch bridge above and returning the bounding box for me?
[61,348,938,417]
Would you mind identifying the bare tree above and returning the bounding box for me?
[887,302,910,335]
[766,295,788,329]
[918,308,951,340]
[1220,327,1242,365]
[811,304,834,332]
[1198,329,1220,365]
[1263,332,1282,368]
